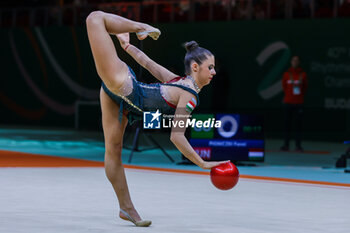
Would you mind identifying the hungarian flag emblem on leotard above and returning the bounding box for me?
[186,98,197,113]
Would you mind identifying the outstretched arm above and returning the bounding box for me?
[170,91,229,169]
[116,33,178,83]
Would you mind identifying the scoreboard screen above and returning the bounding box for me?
[189,114,264,162]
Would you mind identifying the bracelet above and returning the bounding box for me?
[124,44,130,51]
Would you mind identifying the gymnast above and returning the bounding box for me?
[86,11,228,227]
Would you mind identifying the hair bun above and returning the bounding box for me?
[185,41,199,52]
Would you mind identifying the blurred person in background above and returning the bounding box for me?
[280,56,308,152]
[234,0,250,19]
[254,2,266,19]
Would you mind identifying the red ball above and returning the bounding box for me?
[210,162,239,190]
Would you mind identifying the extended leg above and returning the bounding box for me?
[100,88,146,224]
[86,11,157,91]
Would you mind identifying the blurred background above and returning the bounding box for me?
[0,0,349,169]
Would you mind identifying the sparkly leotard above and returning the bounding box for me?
[102,66,199,124]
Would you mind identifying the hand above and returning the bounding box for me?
[200,160,231,170]
[116,33,130,49]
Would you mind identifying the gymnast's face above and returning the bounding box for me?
[194,55,216,86]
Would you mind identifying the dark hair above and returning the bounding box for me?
[184,41,213,75]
